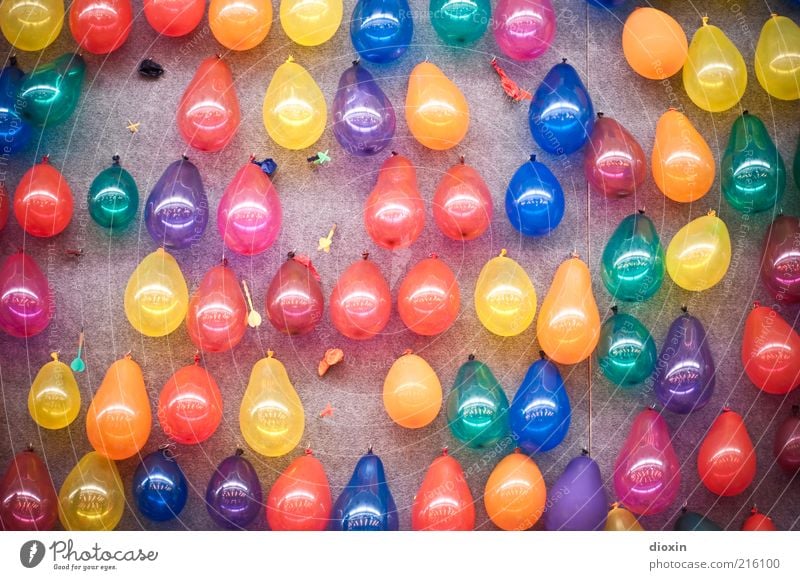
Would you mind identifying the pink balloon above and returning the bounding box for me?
[0,251,53,338]
[584,114,647,199]
[493,0,556,61]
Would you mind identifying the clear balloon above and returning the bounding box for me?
[28,352,80,429]
[412,449,475,530]
[144,157,208,249]
[329,449,398,530]
[158,359,223,445]
[87,156,139,231]
[124,248,189,337]
[447,355,509,448]
[492,0,555,61]
[774,405,800,473]
[266,449,332,531]
[760,215,800,303]
[18,53,85,128]
[0,251,53,338]
[0,0,64,52]
[383,351,443,428]
[596,309,657,388]
[474,250,536,337]
[133,449,188,522]
[584,113,647,199]
[0,58,32,155]
[430,0,490,46]
[406,62,469,150]
[144,0,205,37]
[742,507,777,531]
[14,156,74,238]
[665,211,731,291]
[209,0,273,51]
[697,409,756,497]
[674,509,722,531]
[741,303,800,395]
[622,7,687,80]
[58,452,124,531]
[206,450,263,529]
[350,0,413,63]
[0,448,58,531]
[69,0,132,54]
[280,0,343,46]
[433,157,492,241]
[505,155,565,236]
[484,450,546,531]
[604,503,644,531]
[187,263,247,353]
[398,255,460,336]
[755,15,800,101]
[329,253,391,340]
[265,254,324,336]
[544,453,607,531]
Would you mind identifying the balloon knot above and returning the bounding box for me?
[9,55,17,67]
[581,448,590,456]
[468,353,475,361]
[267,349,274,358]
[569,250,580,259]
[610,501,620,509]
[124,351,132,360]
[513,447,522,454]
[529,154,537,162]
[539,350,546,359]
[41,154,50,164]
[561,58,568,63]
[221,257,228,267]
[442,447,449,456]
[112,154,121,165]
[597,112,604,118]
[367,444,373,454]
[750,506,759,515]
[792,404,799,417]
[193,352,201,365]
[181,154,189,161]
[637,207,646,214]
[287,250,296,260]
[610,305,618,314]
[680,304,688,313]
[362,251,370,260]
[390,151,398,157]
[707,208,716,218]
[402,348,413,356]
[701,15,709,26]
[752,300,760,309]
[681,506,688,514]
[499,249,508,257]
[352,58,360,67]
[26,443,34,452]
[459,155,465,165]
[721,406,731,413]
[429,252,438,260]
[742,110,749,116]
[304,447,314,456]
[235,448,244,456]
[50,352,59,361]
[286,55,294,63]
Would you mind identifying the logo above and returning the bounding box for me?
[20,540,46,568]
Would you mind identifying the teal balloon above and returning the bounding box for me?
[601,212,665,301]
[721,111,785,213]
[430,0,490,46]
[596,309,657,388]
[446,356,510,448]
[674,510,723,531]
[88,157,139,231]
[18,54,86,128]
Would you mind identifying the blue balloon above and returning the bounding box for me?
[0,57,31,155]
[504,155,565,236]
[544,453,607,531]
[350,0,413,63]
[510,357,571,453]
[132,449,188,522]
[205,450,263,530]
[529,60,594,155]
[586,0,625,8]
[144,157,208,249]
[329,449,398,530]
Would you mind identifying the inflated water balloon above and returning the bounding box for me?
[209,0,273,51]
[412,449,475,531]
[330,253,391,340]
[144,157,208,249]
[698,409,756,497]
[741,303,800,395]
[504,155,565,236]
[329,449,398,530]
[665,211,731,291]
[760,215,800,303]
[14,156,73,238]
[742,507,777,531]
[674,509,722,531]
[58,452,124,531]
[0,251,53,338]
[266,449,332,531]
[87,156,139,231]
[0,448,58,531]
[18,53,85,128]
[755,15,800,101]
[584,113,646,199]
[430,0,490,46]
[350,0,413,63]
[544,453,607,531]
[383,351,442,429]
[28,353,80,430]
[774,405,800,473]
[484,450,546,531]
[144,0,205,36]
[265,253,324,336]
[474,250,536,337]
[493,0,555,61]
[69,0,132,54]
[158,358,223,445]
[600,211,665,301]
[133,449,188,522]
[398,255,460,336]
[596,308,657,388]
[604,503,644,531]
[622,7,687,80]
[406,62,469,150]
[0,0,64,52]
[280,0,342,46]
[0,58,32,155]
[124,248,189,337]
[432,157,492,241]
[187,263,247,353]
[206,450,262,529]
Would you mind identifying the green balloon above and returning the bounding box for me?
[18,53,86,128]
[600,212,665,302]
[595,309,657,388]
[446,355,509,448]
[721,111,785,213]
[430,0,490,46]
[88,156,139,231]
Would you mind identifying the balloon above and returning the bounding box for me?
[398,255,460,336]
[584,113,647,199]
[796,133,800,191]
[601,211,665,302]
[604,503,644,531]
[654,310,715,414]
[665,211,731,291]
[87,156,139,232]
[430,0,490,46]
[0,251,53,338]
[741,303,800,395]
[504,155,565,236]
[0,0,64,51]
[674,509,722,531]
[596,308,657,388]
[383,351,442,429]
[0,184,6,230]
[144,157,208,249]
[177,56,241,153]
[755,15,800,101]
[586,0,624,7]
[484,450,546,531]
[544,453,607,531]
[529,60,594,155]
[187,263,247,353]
[697,409,756,497]
[206,450,263,529]
[0,58,32,155]
[683,18,747,113]
[406,62,469,150]
[265,254,324,336]
[14,156,74,238]
[622,7,687,80]
[209,0,272,51]
[492,0,555,61]
[58,452,124,531]
[280,0,342,46]
[329,253,391,340]
[432,157,492,241]
[411,449,475,531]
[350,0,413,63]
[17,53,85,128]
[262,57,326,150]
[537,256,600,365]
[652,109,715,203]
[774,405,800,473]
[447,355,510,448]
[266,449,332,531]
[144,0,204,36]
[0,448,58,531]
[510,356,571,453]
[133,449,188,522]
[332,61,396,157]
[124,248,189,337]
[760,215,800,303]
[474,250,536,337]
[240,351,305,457]
[329,449,398,530]
[613,408,680,515]
[158,359,223,445]
[69,0,132,54]
[28,352,80,429]
[364,153,425,250]
[742,507,777,531]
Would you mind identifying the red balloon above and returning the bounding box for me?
[144,0,205,37]
[0,251,53,338]
[0,448,58,531]
[412,449,475,531]
[157,359,223,445]
[760,215,800,303]
[265,254,324,336]
[432,158,492,241]
[187,263,247,353]
[69,0,133,54]
[697,409,756,497]
[774,404,800,474]
[741,507,777,531]
[330,253,391,340]
[741,303,800,395]
[14,156,74,238]
[398,255,460,336]
[364,153,425,250]
[584,114,647,199]
[0,182,9,231]
[266,449,332,531]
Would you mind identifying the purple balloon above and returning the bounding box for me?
[205,451,262,529]
[760,214,800,303]
[332,62,396,157]
[145,158,208,249]
[544,454,607,531]
[653,311,715,414]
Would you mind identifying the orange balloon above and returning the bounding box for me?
[383,351,442,429]
[406,62,469,150]
[484,450,546,531]
[652,109,715,203]
[209,0,272,51]
[622,7,688,80]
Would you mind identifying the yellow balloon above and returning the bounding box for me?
[27,352,80,429]
[755,14,800,101]
[666,210,731,292]
[474,250,537,337]
[0,0,64,52]
[383,351,442,429]
[58,451,124,531]
[683,17,747,112]
[240,351,305,457]
[262,57,327,150]
[280,0,342,46]
[605,503,644,531]
[209,0,273,51]
[124,248,189,337]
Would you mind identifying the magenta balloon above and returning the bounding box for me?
[493,0,556,61]
[584,114,647,198]
[0,251,53,338]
